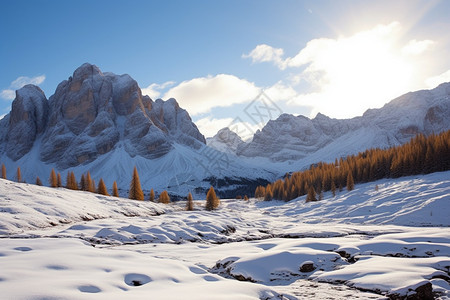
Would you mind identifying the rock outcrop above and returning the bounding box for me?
[0,63,205,168]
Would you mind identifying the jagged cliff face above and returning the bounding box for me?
[0,63,205,168]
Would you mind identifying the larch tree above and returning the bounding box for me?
[36,176,42,186]
[97,178,109,196]
[80,174,87,191]
[149,188,155,202]
[264,185,273,201]
[70,172,78,190]
[57,172,62,187]
[112,181,119,197]
[1,163,6,179]
[159,190,170,204]
[16,167,22,183]
[186,192,194,211]
[128,166,144,200]
[244,195,249,201]
[205,186,220,210]
[90,179,96,193]
[49,169,57,188]
[306,186,317,202]
[346,172,354,191]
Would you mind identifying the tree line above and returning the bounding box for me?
[1,165,221,211]
[255,130,450,202]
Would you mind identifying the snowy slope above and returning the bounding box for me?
[0,171,449,299]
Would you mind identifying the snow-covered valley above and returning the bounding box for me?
[1,171,449,299]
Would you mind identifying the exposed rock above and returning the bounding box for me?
[0,63,205,168]
[387,282,433,300]
[5,85,48,160]
[207,127,244,153]
[299,261,316,273]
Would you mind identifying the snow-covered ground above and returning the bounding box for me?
[0,171,449,299]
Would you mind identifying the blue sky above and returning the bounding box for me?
[1,0,450,137]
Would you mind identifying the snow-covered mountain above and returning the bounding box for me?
[0,64,273,196]
[210,82,450,165]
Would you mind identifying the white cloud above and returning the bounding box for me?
[425,69,450,88]
[163,74,260,115]
[245,22,438,118]
[194,116,235,138]
[1,74,46,100]
[0,90,15,100]
[141,81,175,99]
[195,116,261,140]
[401,39,434,55]
[10,75,46,89]
[242,44,285,68]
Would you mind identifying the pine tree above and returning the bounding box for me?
[159,190,170,204]
[90,179,96,193]
[36,176,42,186]
[112,181,119,197]
[16,167,22,183]
[306,186,317,202]
[80,174,86,191]
[57,173,62,187]
[331,180,336,197]
[49,169,57,188]
[186,192,194,211]
[264,185,273,201]
[1,164,6,179]
[149,188,155,202]
[70,172,78,190]
[128,166,144,200]
[205,186,220,210]
[346,172,354,191]
[97,178,109,196]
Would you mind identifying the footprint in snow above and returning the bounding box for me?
[13,247,32,252]
[124,273,152,286]
[78,285,102,293]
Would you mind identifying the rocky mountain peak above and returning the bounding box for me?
[0,63,205,169]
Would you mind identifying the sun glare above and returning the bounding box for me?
[292,22,415,119]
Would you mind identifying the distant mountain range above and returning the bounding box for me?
[1,63,449,197]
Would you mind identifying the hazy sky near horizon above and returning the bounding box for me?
[1,0,450,137]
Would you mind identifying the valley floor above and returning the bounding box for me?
[0,171,449,299]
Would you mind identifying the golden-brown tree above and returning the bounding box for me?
[186,192,194,211]
[16,167,22,183]
[244,195,249,201]
[159,190,171,204]
[49,168,57,188]
[128,166,144,200]
[97,178,109,196]
[306,186,317,202]
[112,181,119,197]
[57,172,62,187]
[205,186,220,210]
[1,163,6,179]
[346,172,354,191]
[264,184,273,201]
[149,188,155,202]
[36,176,42,186]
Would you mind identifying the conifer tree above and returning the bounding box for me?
[1,164,6,179]
[36,176,42,186]
[331,180,336,197]
[70,172,78,190]
[205,186,220,210]
[97,178,109,196]
[306,186,317,202]
[264,185,273,201]
[128,166,144,200]
[149,188,155,202]
[90,179,96,193]
[346,172,354,191]
[16,167,22,183]
[186,192,194,211]
[86,172,93,191]
[159,190,170,204]
[244,195,249,201]
[80,174,86,191]
[49,169,57,187]
[57,172,62,187]
[112,181,119,197]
